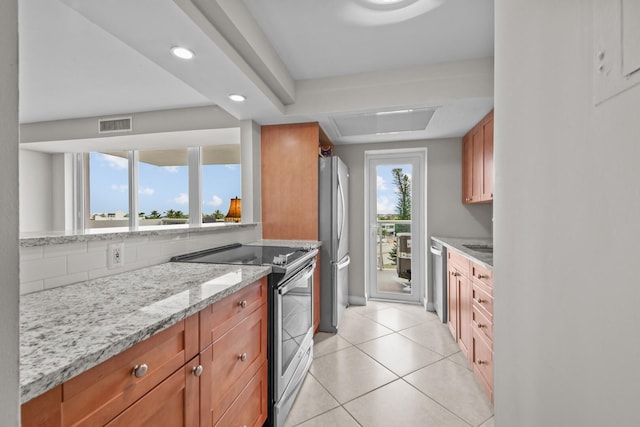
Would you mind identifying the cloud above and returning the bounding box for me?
[139,187,155,195]
[377,196,395,214]
[204,195,223,207]
[173,193,189,205]
[225,164,238,170]
[101,154,128,170]
[164,166,179,173]
[377,176,387,191]
[110,184,128,193]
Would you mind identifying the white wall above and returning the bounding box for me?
[336,138,493,301]
[0,0,20,423]
[495,1,640,425]
[19,149,54,232]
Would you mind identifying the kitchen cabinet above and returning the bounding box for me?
[471,261,494,403]
[20,279,268,427]
[199,278,268,426]
[462,110,494,204]
[261,122,332,332]
[261,122,333,240]
[21,386,61,427]
[61,316,199,426]
[447,249,472,362]
[447,247,494,403]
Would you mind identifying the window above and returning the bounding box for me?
[202,145,241,223]
[85,145,240,230]
[88,152,129,228]
[138,149,189,225]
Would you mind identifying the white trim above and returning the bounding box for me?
[72,153,86,233]
[128,150,139,230]
[348,295,366,306]
[188,147,202,226]
[364,147,428,304]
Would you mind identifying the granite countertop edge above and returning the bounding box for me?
[19,262,271,404]
[431,236,493,269]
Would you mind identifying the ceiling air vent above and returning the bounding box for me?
[331,107,436,137]
[99,117,132,134]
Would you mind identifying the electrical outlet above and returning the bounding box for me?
[107,243,124,269]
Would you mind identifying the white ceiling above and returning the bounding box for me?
[18,0,495,147]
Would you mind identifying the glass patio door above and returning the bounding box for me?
[365,149,425,304]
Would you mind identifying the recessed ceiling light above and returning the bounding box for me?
[170,46,195,60]
[229,94,246,102]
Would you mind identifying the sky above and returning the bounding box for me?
[376,163,412,215]
[89,152,241,216]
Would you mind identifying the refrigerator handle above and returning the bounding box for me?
[336,255,351,270]
[337,173,346,245]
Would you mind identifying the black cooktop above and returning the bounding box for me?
[170,243,315,274]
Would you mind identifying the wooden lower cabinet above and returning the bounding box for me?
[447,248,494,403]
[200,303,267,426]
[214,362,268,427]
[458,273,473,362]
[21,386,61,427]
[472,328,494,403]
[21,278,269,427]
[447,265,459,339]
[106,358,200,427]
[61,318,198,426]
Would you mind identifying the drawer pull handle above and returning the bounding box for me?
[192,365,204,377]
[478,274,489,279]
[238,300,248,308]
[238,353,248,362]
[477,298,487,304]
[478,323,486,329]
[477,359,487,365]
[132,364,148,378]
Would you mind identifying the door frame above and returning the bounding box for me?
[364,148,427,305]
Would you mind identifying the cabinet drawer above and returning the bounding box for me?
[200,278,267,350]
[472,283,493,319]
[447,249,470,275]
[214,361,268,427]
[472,302,493,343]
[201,303,267,426]
[471,262,493,291]
[22,386,61,427]
[472,329,493,403]
[62,320,195,426]
[105,357,199,427]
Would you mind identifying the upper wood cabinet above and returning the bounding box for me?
[261,122,332,240]
[462,110,494,204]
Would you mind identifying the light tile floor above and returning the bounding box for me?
[284,301,494,427]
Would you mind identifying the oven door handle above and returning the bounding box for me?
[278,263,315,295]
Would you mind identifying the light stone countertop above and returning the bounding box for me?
[251,239,322,249]
[19,262,271,404]
[431,236,493,269]
[20,222,258,247]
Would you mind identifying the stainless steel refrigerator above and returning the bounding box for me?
[318,156,350,333]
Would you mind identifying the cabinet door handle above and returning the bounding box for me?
[192,365,204,377]
[477,298,487,304]
[238,300,248,308]
[477,274,488,279]
[477,323,485,328]
[477,359,488,365]
[132,363,148,378]
[238,353,248,362]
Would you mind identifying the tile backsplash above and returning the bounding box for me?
[19,224,260,295]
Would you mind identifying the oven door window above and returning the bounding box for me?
[280,270,313,375]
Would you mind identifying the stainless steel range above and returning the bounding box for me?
[171,243,318,427]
